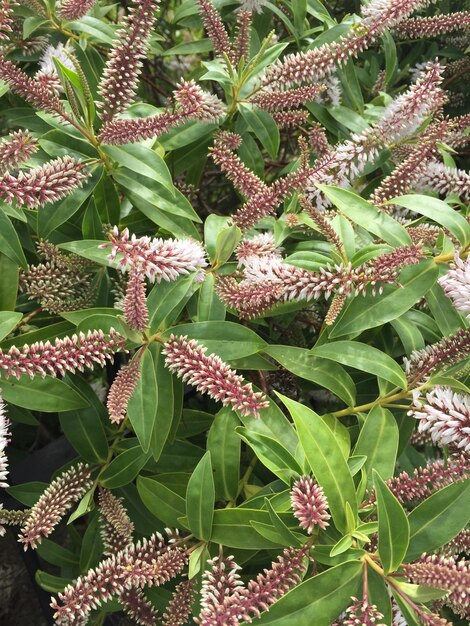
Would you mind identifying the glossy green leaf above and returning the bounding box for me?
[318,185,411,247]
[137,476,186,528]
[265,345,356,406]
[405,480,470,562]
[281,395,357,534]
[210,508,298,549]
[255,561,363,625]
[391,194,470,247]
[311,341,407,389]
[127,350,156,453]
[186,451,215,540]
[60,406,108,463]
[354,406,399,488]
[374,471,410,574]
[38,166,102,237]
[0,208,28,269]
[425,283,465,336]
[163,321,266,360]
[207,408,240,500]
[239,104,280,158]
[0,375,88,412]
[0,254,19,311]
[237,427,302,484]
[331,260,439,337]
[148,273,198,332]
[0,312,22,341]
[196,273,226,322]
[100,446,151,488]
[147,345,175,461]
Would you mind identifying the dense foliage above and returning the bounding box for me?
[0,0,469,624]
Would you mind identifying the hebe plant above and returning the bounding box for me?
[0,0,469,623]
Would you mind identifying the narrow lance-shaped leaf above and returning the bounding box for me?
[186,451,215,541]
[374,470,410,574]
[280,395,357,534]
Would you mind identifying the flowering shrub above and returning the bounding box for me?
[0,0,469,624]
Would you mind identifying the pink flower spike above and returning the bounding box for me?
[102,227,207,283]
[18,463,93,549]
[439,252,470,319]
[410,386,470,453]
[291,475,331,533]
[123,269,149,332]
[0,156,90,208]
[163,334,269,417]
[59,0,97,20]
[0,130,37,177]
[97,0,161,122]
[0,392,10,490]
[0,329,125,380]
[106,360,141,424]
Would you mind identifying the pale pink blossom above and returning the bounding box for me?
[410,386,470,453]
[102,227,207,283]
[291,476,331,533]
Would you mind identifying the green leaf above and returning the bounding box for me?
[317,185,411,247]
[186,451,215,540]
[331,260,439,337]
[38,166,102,237]
[137,475,186,527]
[163,321,266,360]
[0,254,19,311]
[214,223,242,266]
[382,31,397,86]
[113,168,200,222]
[93,172,120,225]
[311,341,407,389]
[211,508,298,549]
[127,350,156,453]
[0,375,88,412]
[265,345,356,406]
[103,144,174,191]
[59,239,112,265]
[405,480,470,562]
[80,513,104,572]
[35,570,72,594]
[149,344,175,462]
[239,104,280,159]
[7,481,47,506]
[330,534,353,557]
[255,561,363,625]
[374,471,410,574]
[425,283,465,336]
[207,408,240,500]
[196,273,226,322]
[281,395,357,534]
[354,406,398,488]
[100,446,150,488]
[60,407,108,463]
[0,312,22,341]
[237,427,302,484]
[60,308,122,326]
[148,273,198,332]
[68,489,94,523]
[393,580,449,603]
[265,498,302,547]
[0,209,28,269]
[239,396,299,457]
[37,539,79,568]
[391,194,470,247]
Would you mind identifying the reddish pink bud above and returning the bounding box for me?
[163,334,269,417]
[291,475,331,533]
